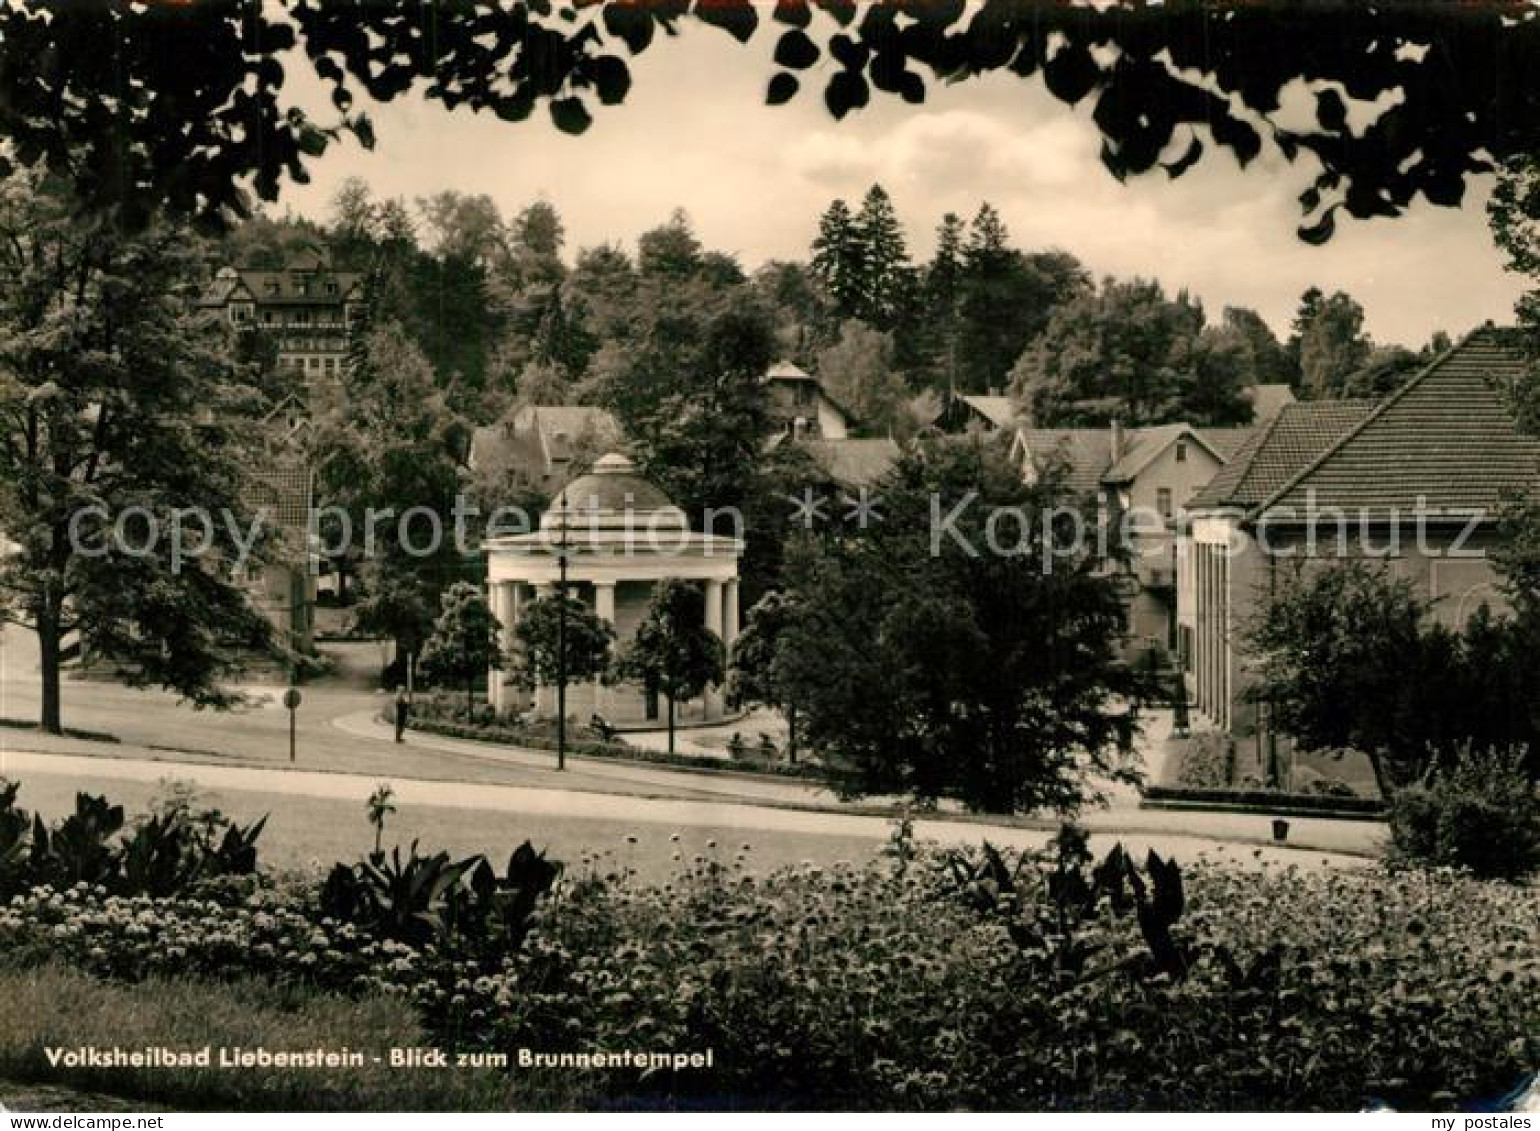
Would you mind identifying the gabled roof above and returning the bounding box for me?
[959,395,1017,430]
[1255,326,1540,521]
[469,405,624,488]
[1189,400,1376,511]
[799,437,901,488]
[1014,428,1115,498]
[1101,423,1238,483]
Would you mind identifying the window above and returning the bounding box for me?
[326,281,339,295]
[1175,440,1188,462]
[264,310,276,324]
[1156,488,1173,518]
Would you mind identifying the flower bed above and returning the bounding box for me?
[1,783,1533,1111]
[1142,784,1386,818]
[2,852,1534,1110]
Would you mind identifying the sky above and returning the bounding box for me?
[276,20,1527,349]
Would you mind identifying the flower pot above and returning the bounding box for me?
[1272,818,1290,842]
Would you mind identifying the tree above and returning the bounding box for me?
[1222,306,1296,387]
[420,582,503,712]
[10,5,1538,246]
[810,198,865,321]
[853,183,912,327]
[508,593,615,699]
[314,320,471,671]
[773,436,1137,814]
[1011,277,1226,426]
[415,191,507,267]
[612,580,724,754]
[1339,344,1424,399]
[1245,561,1443,797]
[637,209,704,281]
[913,212,967,390]
[1295,290,1372,398]
[955,206,1090,393]
[729,589,803,762]
[599,304,789,601]
[816,320,908,437]
[0,174,274,734]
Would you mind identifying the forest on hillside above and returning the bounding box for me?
[227,178,1451,439]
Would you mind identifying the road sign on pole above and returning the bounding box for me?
[283,687,302,763]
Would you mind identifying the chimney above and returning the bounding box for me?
[1110,419,1125,463]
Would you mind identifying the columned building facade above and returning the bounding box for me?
[483,453,743,726]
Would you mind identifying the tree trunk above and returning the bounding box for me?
[37,604,62,735]
[787,703,798,765]
[467,678,475,715]
[667,694,676,754]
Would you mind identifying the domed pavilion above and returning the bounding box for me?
[483,452,744,725]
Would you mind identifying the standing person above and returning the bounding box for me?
[394,686,410,743]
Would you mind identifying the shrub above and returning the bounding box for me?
[1167,730,1235,788]
[0,963,569,1111]
[0,780,266,901]
[1387,745,1540,880]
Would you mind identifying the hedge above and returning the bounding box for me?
[1141,784,1386,818]
[404,716,827,781]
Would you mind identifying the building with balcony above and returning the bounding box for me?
[199,245,365,412]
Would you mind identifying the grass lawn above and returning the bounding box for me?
[10,773,886,884]
[0,965,577,1112]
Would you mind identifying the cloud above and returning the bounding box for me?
[275,29,1523,347]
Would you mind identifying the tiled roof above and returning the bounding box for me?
[1198,427,1255,461]
[1017,428,1115,498]
[1189,400,1375,511]
[470,405,623,491]
[236,267,363,305]
[202,263,363,307]
[1257,326,1540,520]
[243,458,312,534]
[800,437,901,488]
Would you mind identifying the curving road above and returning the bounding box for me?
[1,625,1386,871]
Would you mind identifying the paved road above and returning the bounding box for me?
[3,750,1370,879]
[1,624,1387,860]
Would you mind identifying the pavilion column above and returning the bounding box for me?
[724,579,740,658]
[593,580,616,716]
[489,580,515,714]
[534,582,556,718]
[703,578,724,719]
